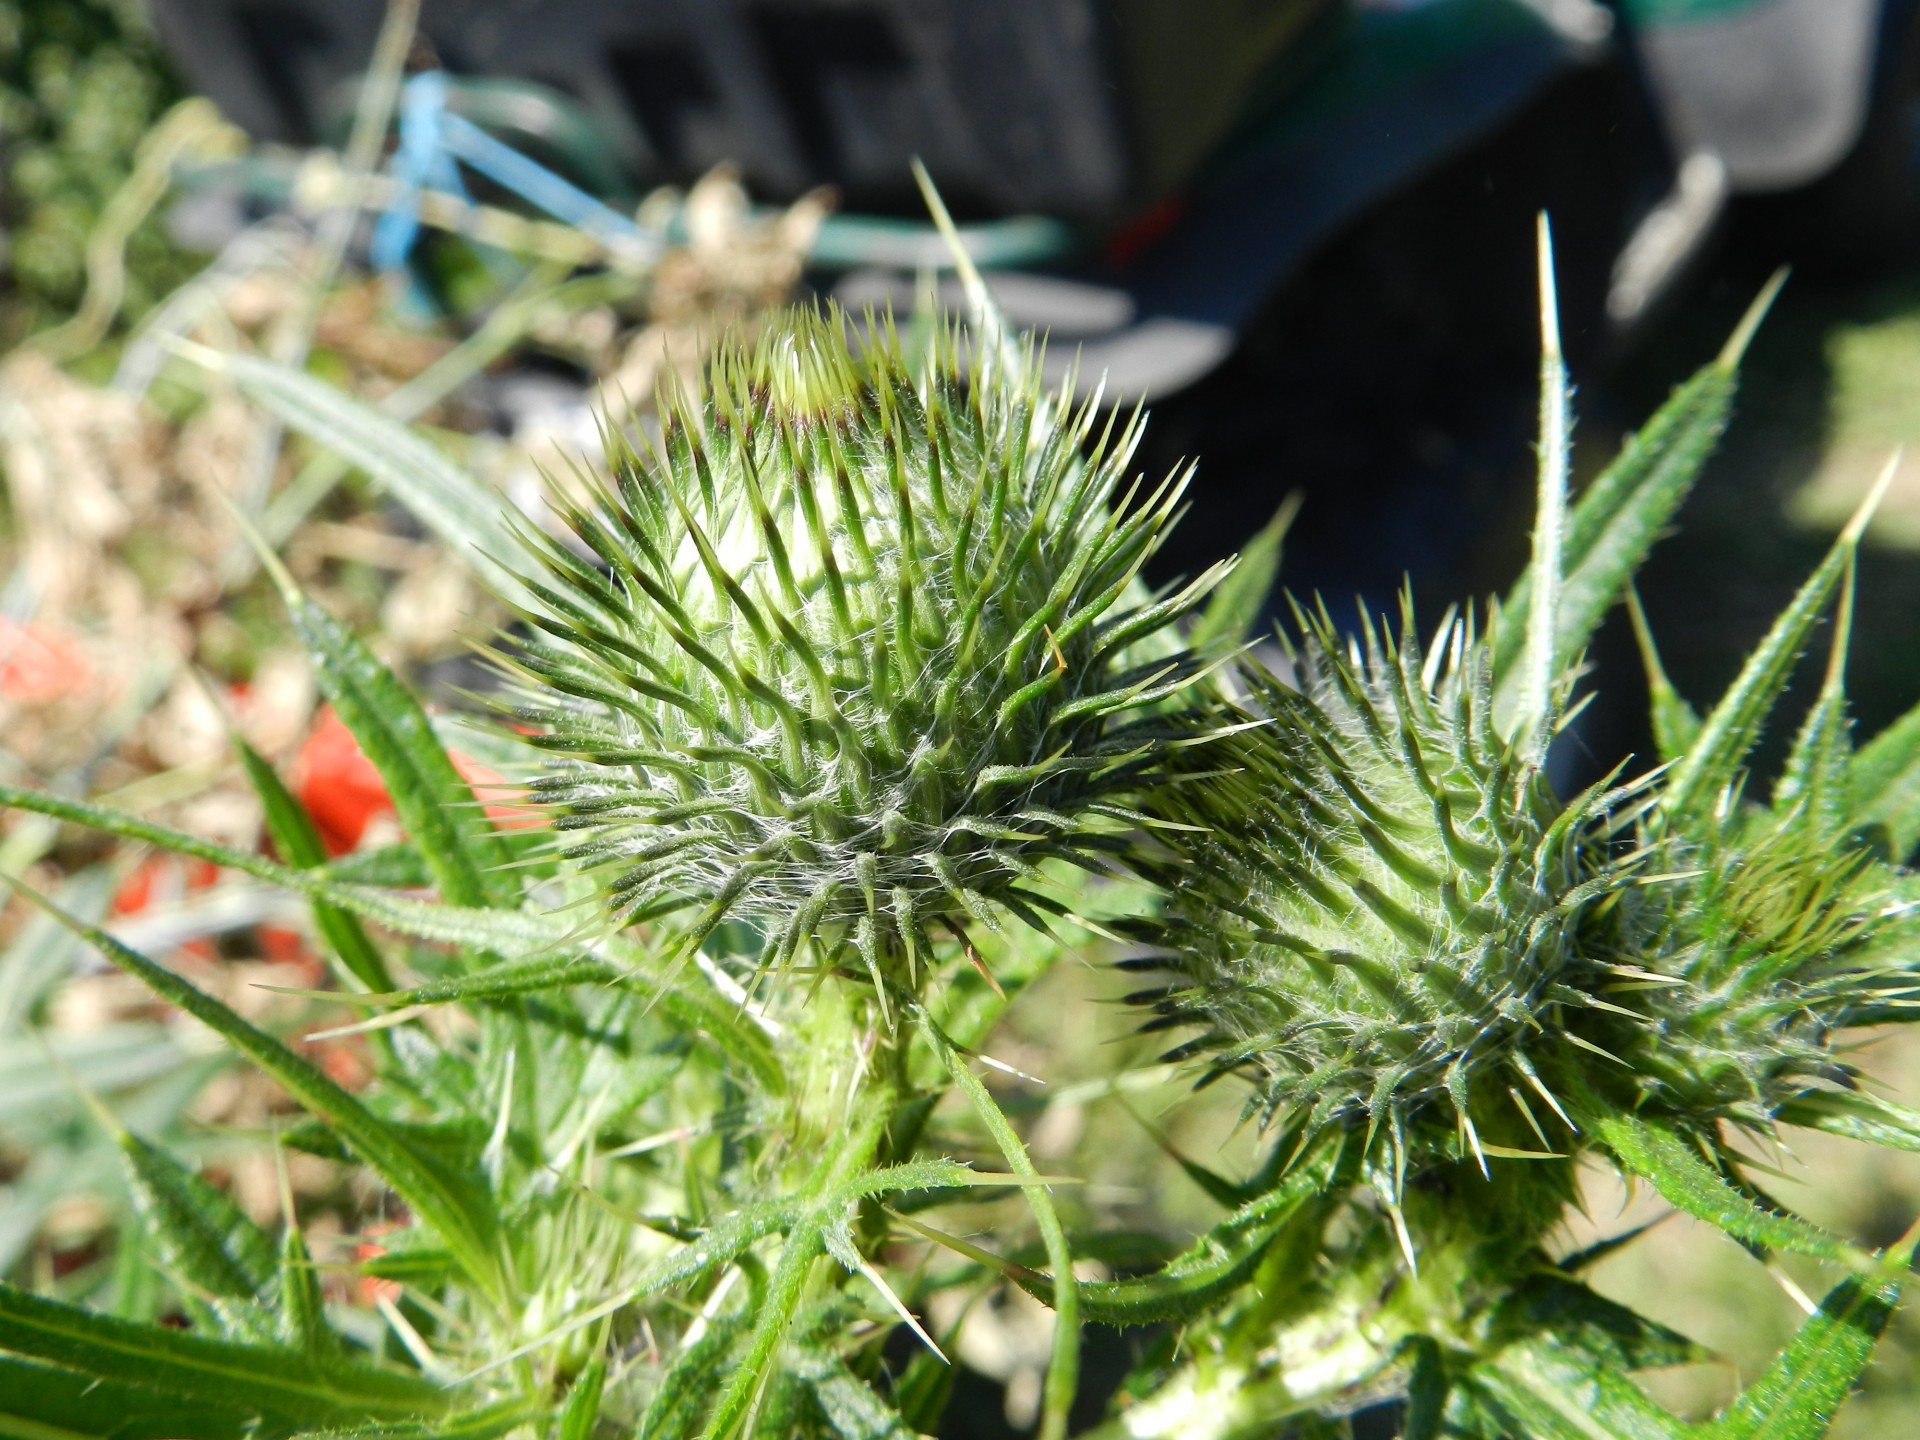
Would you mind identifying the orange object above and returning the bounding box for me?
[0,618,91,702]
[111,855,218,917]
[110,855,222,960]
[308,1028,372,1091]
[353,1222,403,1306]
[294,707,396,855]
[293,706,543,856]
[449,750,539,831]
[256,923,319,970]
[294,703,544,855]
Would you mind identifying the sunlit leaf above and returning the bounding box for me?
[1594,1113,1850,1262]
[201,349,531,602]
[12,885,510,1305]
[1190,493,1299,651]
[0,1281,450,1427]
[1707,1236,1915,1440]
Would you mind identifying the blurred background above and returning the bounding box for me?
[4,0,1920,1433]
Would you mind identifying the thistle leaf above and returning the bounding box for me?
[0,864,115,1032]
[278,589,512,910]
[618,1196,801,1307]
[315,946,787,1096]
[0,781,564,956]
[901,1130,1347,1326]
[1472,1342,1686,1440]
[636,1313,746,1440]
[324,953,617,1009]
[1493,1272,1708,1372]
[1592,1112,1850,1262]
[8,883,510,1304]
[1776,1090,1920,1155]
[912,159,1015,376]
[289,1398,544,1440]
[116,1129,279,1341]
[1625,586,1702,763]
[1061,1143,1344,1322]
[1491,272,1779,713]
[1466,1274,1705,1435]
[324,843,434,888]
[1851,697,1920,863]
[1705,1233,1916,1440]
[557,1359,606,1440]
[1773,555,1857,835]
[279,1224,342,1358]
[0,1352,253,1440]
[1662,455,1896,824]
[0,1281,451,1427]
[192,347,530,603]
[785,1346,923,1440]
[1190,492,1301,651]
[1512,213,1572,758]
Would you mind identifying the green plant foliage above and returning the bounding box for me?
[0,1278,450,1431]
[3,232,1919,1440]
[0,0,191,343]
[1096,257,1920,1434]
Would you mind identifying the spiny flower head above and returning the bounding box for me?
[1555,530,1919,1164]
[1576,781,1902,1142]
[1130,555,1920,1204]
[1127,600,1635,1176]
[503,307,1218,999]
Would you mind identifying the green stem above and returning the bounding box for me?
[924,1012,1080,1440]
[701,1086,894,1440]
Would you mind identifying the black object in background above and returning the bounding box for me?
[149,0,1332,222]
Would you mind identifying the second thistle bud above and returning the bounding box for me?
[1128,605,1630,1179]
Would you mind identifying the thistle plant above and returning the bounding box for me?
[503,310,1213,996]
[1,218,1920,1440]
[1098,252,1920,1436]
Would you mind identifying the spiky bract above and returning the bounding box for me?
[1129,603,1630,1169]
[1583,803,1897,1139]
[505,308,1216,993]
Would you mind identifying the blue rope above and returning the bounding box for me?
[369,72,470,273]
[359,72,1074,279]
[437,112,660,265]
[370,71,664,274]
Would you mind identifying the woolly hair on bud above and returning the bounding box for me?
[497,306,1223,999]
[1126,598,1640,1179]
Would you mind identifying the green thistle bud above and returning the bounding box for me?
[1132,592,1910,1197]
[1129,602,1628,1173]
[503,308,1214,997]
[1593,808,1893,1136]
